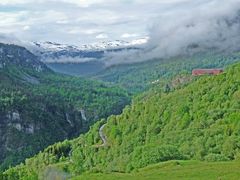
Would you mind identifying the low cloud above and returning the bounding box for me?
[1,0,240,67]
[0,33,22,45]
[102,0,240,65]
[121,33,139,38]
[145,0,240,59]
[43,57,97,64]
[96,34,109,39]
[103,49,143,66]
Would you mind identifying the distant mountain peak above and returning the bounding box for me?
[0,43,49,73]
[29,37,148,64]
[32,37,149,52]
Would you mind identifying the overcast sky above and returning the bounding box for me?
[0,0,192,45]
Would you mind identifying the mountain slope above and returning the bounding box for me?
[3,61,240,179]
[29,39,147,76]
[0,43,130,171]
[95,52,240,94]
[31,40,146,63]
[0,43,48,73]
[33,38,147,52]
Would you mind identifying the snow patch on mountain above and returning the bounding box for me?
[32,37,149,52]
[29,37,149,65]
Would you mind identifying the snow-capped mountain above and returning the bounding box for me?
[28,38,148,76]
[33,37,148,52]
[82,38,149,50]
[30,37,148,63]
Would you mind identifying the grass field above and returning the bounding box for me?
[73,160,240,180]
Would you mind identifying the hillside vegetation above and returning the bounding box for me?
[95,52,240,94]
[3,62,240,179]
[0,43,130,170]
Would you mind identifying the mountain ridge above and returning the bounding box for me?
[33,38,148,52]
[29,38,147,65]
[0,43,49,73]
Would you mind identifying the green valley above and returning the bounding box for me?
[0,43,130,171]
[2,59,240,179]
[1,1,240,179]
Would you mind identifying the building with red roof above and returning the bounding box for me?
[192,69,223,76]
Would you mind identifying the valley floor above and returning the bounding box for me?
[73,160,240,180]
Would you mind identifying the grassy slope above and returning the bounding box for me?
[75,160,240,180]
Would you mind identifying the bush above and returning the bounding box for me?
[131,145,184,168]
[204,154,229,162]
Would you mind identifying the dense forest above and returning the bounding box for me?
[0,43,130,171]
[3,61,239,179]
[95,52,240,94]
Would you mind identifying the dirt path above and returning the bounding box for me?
[99,124,107,146]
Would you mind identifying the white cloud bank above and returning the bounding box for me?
[0,0,189,44]
[146,0,240,59]
[1,0,240,66]
[103,0,240,65]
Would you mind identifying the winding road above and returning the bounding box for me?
[99,124,107,147]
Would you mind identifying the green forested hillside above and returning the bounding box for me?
[3,62,240,179]
[0,43,130,171]
[95,52,240,94]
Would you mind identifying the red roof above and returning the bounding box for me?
[192,69,223,76]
